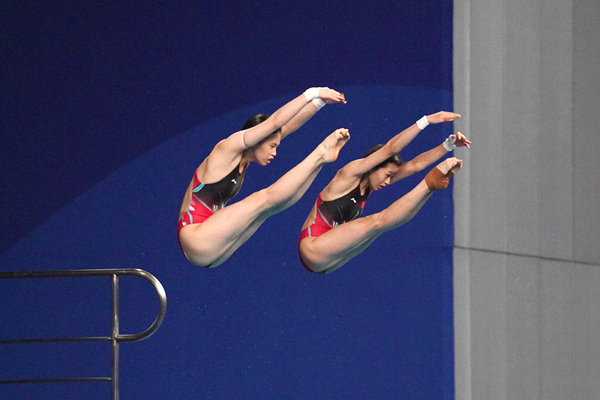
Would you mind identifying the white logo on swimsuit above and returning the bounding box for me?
[350,198,356,203]
[231,179,237,184]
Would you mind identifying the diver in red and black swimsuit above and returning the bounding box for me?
[298,111,471,274]
[177,87,349,268]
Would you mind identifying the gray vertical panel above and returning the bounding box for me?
[469,250,508,400]
[573,0,600,263]
[454,248,472,400]
[539,260,574,399]
[452,11,475,400]
[539,0,574,260]
[506,255,541,399]
[453,0,472,250]
[453,0,600,398]
[572,263,600,399]
[462,0,508,253]
[503,0,542,256]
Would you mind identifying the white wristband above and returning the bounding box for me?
[443,134,456,151]
[303,87,320,102]
[312,98,326,109]
[416,115,429,130]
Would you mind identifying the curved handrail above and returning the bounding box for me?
[0,268,167,343]
[113,269,167,342]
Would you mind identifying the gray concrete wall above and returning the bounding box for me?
[453,0,600,398]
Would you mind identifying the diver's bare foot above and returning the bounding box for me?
[319,128,350,163]
[438,157,462,175]
[425,157,462,190]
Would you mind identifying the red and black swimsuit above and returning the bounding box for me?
[299,184,370,272]
[178,163,247,234]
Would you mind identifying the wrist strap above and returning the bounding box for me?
[312,98,326,109]
[416,115,429,130]
[443,134,456,151]
[303,87,320,101]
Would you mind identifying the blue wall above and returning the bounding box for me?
[1,2,454,399]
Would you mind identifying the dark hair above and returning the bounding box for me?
[242,114,270,130]
[241,113,282,148]
[364,144,403,171]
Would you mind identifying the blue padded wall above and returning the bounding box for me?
[1,2,455,399]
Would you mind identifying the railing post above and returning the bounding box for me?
[112,273,120,400]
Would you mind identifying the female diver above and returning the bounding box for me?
[298,111,471,274]
[178,87,348,268]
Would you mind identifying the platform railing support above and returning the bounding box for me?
[0,268,167,400]
[112,273,120,400]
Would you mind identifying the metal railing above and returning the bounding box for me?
[0,268,167,400]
